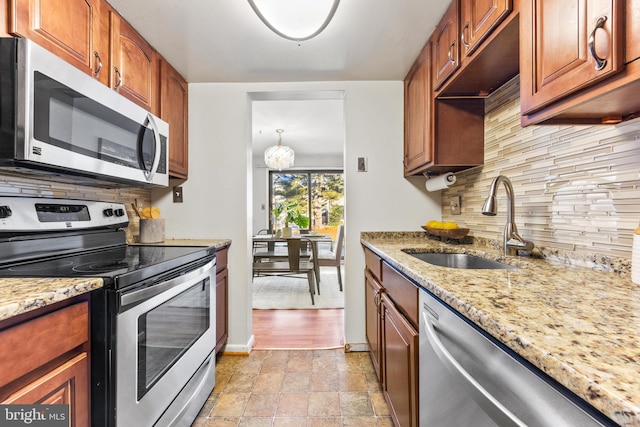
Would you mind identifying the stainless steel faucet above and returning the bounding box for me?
[482,175,534,256]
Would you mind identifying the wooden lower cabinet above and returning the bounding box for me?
[0,299,90,427]
[3,353,89,424]
[215,247,229,355]
[381,293,419,427]
[365,269,383,382]
[364,246,419,427]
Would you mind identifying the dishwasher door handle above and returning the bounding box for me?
[423,312,527,427]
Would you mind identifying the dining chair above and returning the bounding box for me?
[311,224,344,292]
[252,238,316,304]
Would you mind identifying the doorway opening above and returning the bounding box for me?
[250,91,346,349]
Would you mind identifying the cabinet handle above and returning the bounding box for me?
[447,40,457,64]
[461,22,470,50]
[93,51,102,78]
[114,67,122,90]
[588,15,608,71]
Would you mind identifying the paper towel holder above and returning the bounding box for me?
[423,172,456,183]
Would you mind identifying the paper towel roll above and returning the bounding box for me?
[425,173,457,192]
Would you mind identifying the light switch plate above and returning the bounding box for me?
[173,186,183,203]
[357,157,367,172]
[450,195,461,215]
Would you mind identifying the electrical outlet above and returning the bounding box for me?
[357,157,367,172]
[450,195,461,215]
[173,186,183,203]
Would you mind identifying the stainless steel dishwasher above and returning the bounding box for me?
[419,288,615,426]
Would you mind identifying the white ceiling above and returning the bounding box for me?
[106,0,450,157]
[252,98,345,159]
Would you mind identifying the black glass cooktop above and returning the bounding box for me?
[0,245,215,290]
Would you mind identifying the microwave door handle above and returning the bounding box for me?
[144,113,161,182]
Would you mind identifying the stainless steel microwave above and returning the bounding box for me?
[0,38,169,187]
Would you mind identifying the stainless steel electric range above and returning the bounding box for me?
[0,197,216,427]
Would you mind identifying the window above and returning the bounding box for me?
[269,170,344,237]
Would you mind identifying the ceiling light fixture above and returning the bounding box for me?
[264,129,295,170]
[247,0,340,42]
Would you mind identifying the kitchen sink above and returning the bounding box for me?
[403,251,518,270]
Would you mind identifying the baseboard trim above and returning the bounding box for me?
[345,342,369,352]
[219,335,255,356]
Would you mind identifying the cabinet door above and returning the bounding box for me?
[626,0,640,63]
[215,267,228,355]
[460,0,512,57]
[365,269,383,382]
[381,294,419,427]
[404,44,432,175]
[3,353,90,427]
[110,10,158,113]
[160,58,189,179]
[10,0,106,81]
[520,0,624,114]
[432,0,460,91]
[1,0,9,36]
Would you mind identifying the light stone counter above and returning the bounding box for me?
[361,232,638,426]
[0,277,103,322]
[132,239,231,250]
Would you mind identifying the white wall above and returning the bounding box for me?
[153,81,441,352]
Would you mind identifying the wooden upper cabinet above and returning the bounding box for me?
[110,11,158,114]
[520,0,624,115]
[432,0,460,91]
[460,0,512,57]
[626,0,640,63]
[404,43,432,175]
[9,0,107,83]
[160,58,189,179]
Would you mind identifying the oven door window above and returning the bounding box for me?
[137,278,210,400]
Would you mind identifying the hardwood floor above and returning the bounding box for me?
[252,308,344,350]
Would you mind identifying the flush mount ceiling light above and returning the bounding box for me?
[264,129,295,170]
[247,0,340,42]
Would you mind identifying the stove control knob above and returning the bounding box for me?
[114,208,125,217]
[0,206,12,218]
[103,208,114,217]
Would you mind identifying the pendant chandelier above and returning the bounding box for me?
[264,129,295,170]
[247,0,341,42]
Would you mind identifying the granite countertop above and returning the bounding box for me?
[132,238,231,249]
[361,232,639,427]
[0,277,103,322]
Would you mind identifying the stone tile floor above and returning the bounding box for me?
[192,349,393,426]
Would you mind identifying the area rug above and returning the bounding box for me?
[252,268,345,309]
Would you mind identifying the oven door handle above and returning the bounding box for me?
[120,259,215,309]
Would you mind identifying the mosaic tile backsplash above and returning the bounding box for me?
[0,172,151,242]
[441,77,640,259]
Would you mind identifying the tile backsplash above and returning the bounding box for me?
[0,171,151,242]
[442,77,640,260]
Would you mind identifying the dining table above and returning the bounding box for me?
[252,233,333,284]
